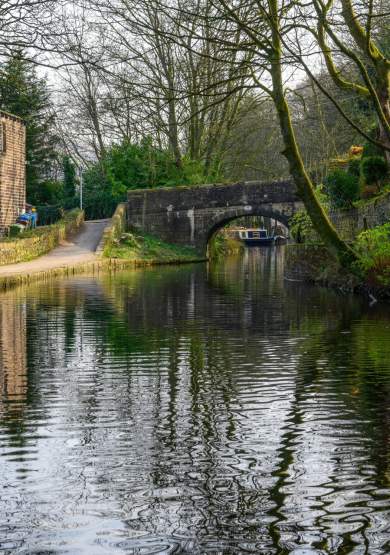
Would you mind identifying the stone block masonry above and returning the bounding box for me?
[127,180,302,254]
[330,191,390,241]
[0,111,26,235]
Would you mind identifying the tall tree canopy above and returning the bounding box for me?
[0,51,58,204]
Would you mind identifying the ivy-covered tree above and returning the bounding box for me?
[0,50,58,204]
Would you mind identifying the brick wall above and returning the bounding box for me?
[0,112,26,235]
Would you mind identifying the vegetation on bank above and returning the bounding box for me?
[208,233,244,259]
[104,231,204,264]
[353,223,390,287]
[104,229,243,266]
[286,219,390,296]
[286,141,390,293]
[325,144,389,209]
[288,140,390,289]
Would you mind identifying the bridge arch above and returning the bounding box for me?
[206,207,292,240]
[127,180,303,255]
[205,208,292,252]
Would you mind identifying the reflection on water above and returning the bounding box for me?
[0,247,389,554]
[0,292,27,420]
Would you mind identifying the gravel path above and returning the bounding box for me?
[0,219,109,278]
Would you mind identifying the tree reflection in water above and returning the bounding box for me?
[0,248,389,554]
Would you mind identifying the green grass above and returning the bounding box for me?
[104,231,204,264]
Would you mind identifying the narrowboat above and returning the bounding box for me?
[238,228,275,246]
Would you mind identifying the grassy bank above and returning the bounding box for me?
[104,230,205,264]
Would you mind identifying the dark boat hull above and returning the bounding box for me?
[243,237,275,246]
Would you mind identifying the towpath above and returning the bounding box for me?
[0,219,109,279]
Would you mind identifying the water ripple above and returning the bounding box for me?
[0,251,389,553]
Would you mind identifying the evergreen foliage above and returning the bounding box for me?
[347,158,361,178]
[360,156,388,187]
[63,156,77,201]
[324,170,360,208]
[83,139,211,219]
[0,51,58,204]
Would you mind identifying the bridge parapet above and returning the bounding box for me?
[127,180,302,253]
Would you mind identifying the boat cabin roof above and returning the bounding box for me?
[239,228,268,232]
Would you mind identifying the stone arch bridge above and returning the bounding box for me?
[127,180,303,254]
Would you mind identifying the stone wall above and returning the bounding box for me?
[330,191,390,241]
[96,203,127,257]
[0,209,84,266]
[284,244,359,291]
[0,112,26,235]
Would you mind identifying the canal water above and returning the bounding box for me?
[0,248,389,554]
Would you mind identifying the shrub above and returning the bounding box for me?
[361,124,387,159]
[360,156,388,187]
[347,157,361,178]
[324,169,360,208]
[27,179,64,205]
[208,232,243,258]
[289,210,315,243]
[35,205,64,226]
[349,145,363,156]
[63,156,77,199]
[362,137,385,159]
[82,139,221,219]
[9,224,24,237]
[353,223,390,286]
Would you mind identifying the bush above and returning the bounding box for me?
[324,169,360,209]
[83,138,220,219]
[289,210,315,243]
[353,223,390,286]
[35,205,64,226]
[361,124,387,159]
[360,156,388,187]
[9,224,24,237]
[347,157,361,178]
[27,179,64,206]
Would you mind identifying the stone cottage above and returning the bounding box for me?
[0,111,26,235]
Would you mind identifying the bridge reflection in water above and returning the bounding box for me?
[0,248,389,554]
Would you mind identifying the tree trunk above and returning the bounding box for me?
[268,0,357,267]
[377,62,390,164]
[167,94,182,169]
